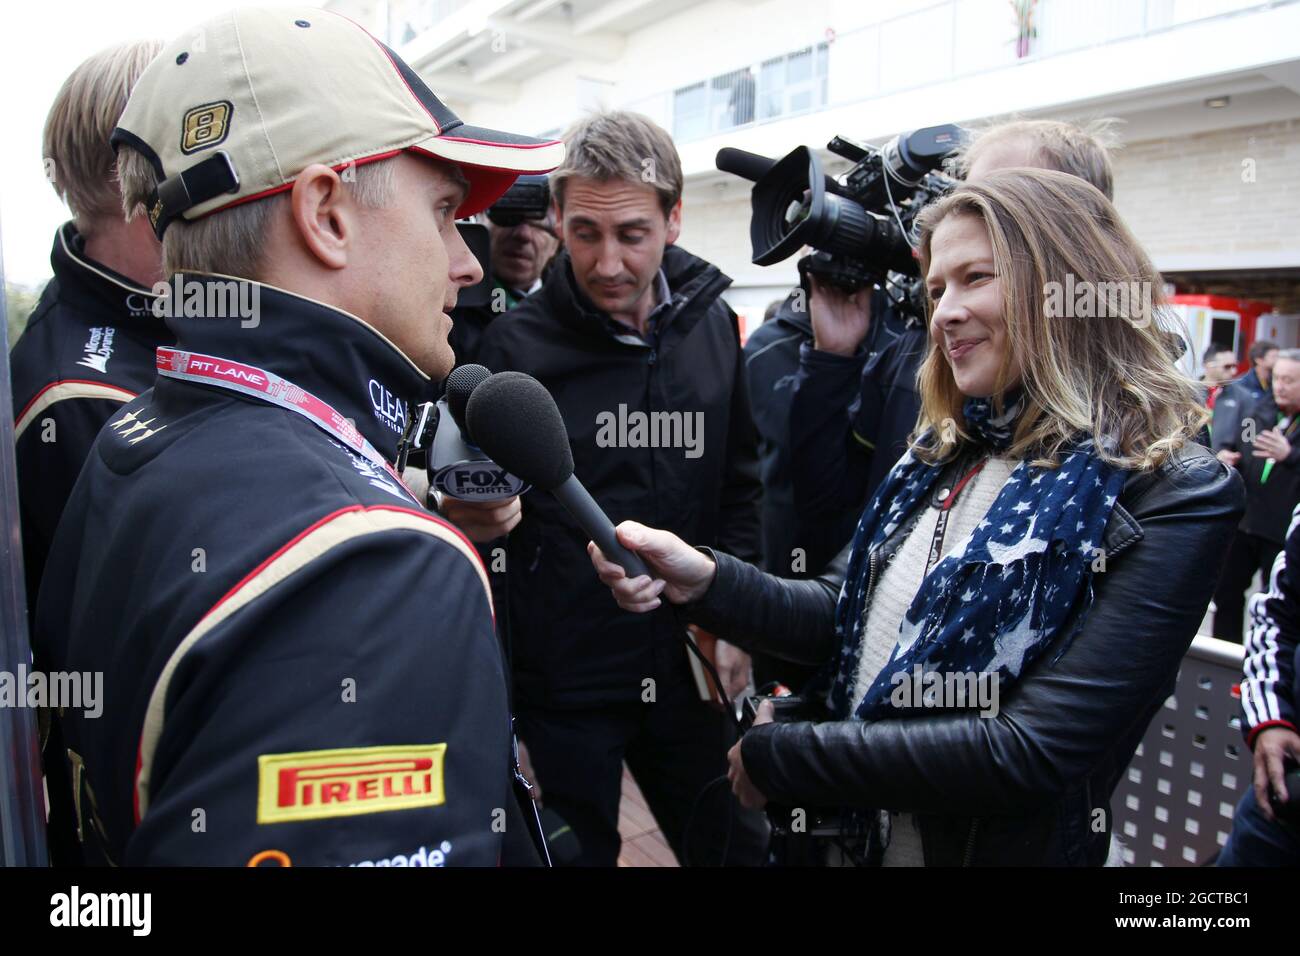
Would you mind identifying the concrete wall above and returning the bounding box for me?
[1114,117,1300,272]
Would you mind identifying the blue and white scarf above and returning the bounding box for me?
[824,393,1129,721]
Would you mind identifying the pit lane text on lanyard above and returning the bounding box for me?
[154,347,415,500]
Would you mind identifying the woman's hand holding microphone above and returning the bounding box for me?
[586,520,717,612]
[588,521,770,808]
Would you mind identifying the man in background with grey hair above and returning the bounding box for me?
[1213,349,1300,641]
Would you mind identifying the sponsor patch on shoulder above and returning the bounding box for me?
[257,744,447,824]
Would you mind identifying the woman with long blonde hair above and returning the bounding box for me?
[589,168,1244,865]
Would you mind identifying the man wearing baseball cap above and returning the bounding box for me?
[32,7,563,866]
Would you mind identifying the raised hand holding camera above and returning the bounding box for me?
[808,273,873,357]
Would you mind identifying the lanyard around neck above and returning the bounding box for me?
[155,346,414,496]
[926,458,988,574]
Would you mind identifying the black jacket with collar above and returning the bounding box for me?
[1219,391,1300,545]
[687,442,1244,865]
[33,277,518,866]
[477,245,763,708]
[743,291,858,578]
[788,296,928,532]
[10,223,170,613]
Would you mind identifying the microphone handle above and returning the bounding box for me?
[553,474,650,578]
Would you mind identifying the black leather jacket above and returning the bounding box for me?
[688,443,1245,865]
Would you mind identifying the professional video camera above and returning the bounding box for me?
[716,124,965,314]
[738,692,881,864]
[455,174,554,310]
[485,173,552,228]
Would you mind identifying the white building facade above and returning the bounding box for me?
[328,0,1300,333]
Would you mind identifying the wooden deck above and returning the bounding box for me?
[616,767,678,867]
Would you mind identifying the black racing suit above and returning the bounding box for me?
[34,276,524,866]
[9,223,171,866]
[10,223,170,615]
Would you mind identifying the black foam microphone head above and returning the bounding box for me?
[444,364,491,440]
[465,371,574,491]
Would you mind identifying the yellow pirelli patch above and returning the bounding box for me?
[257,744,447,825]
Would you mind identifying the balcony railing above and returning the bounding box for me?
[624,0,1293,143]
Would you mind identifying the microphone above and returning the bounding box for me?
[466,371,650,578]
[716,145,843,197]
[446,363,489,441]
[715,147,777,183]
[427,364,528,501]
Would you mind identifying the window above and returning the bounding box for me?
[672,43,828,142]
[758,43,829,121]
[672,82,709,142]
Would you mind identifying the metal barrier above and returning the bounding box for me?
[1111,635,1247,867]
[0,207,49,867]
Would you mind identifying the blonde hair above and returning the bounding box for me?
[116,150,398,280]
[911,168,1206,472]
[948,117,1121,200]
[42,40,162,235]
[551,111,683,217]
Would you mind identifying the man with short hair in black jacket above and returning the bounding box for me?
[1212,349,1300,641]
[11,40,167,619]
[1211,338,1279,456]
[477,110,768,866]
[10,39,167,868]
[743,289,860,693]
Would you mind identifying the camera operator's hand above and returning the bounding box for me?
[809,274,872,357]
[440,495,522,542]
[727,699,773,810]
[587,520,717,612]
[716,639,753,701]
[1252,725,1300,821]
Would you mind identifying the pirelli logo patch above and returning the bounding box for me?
[257,744,447,824]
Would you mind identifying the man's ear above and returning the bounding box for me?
[665,199,683,247]
[289,164,353,270]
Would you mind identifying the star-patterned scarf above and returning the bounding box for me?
[824,393,1129,721]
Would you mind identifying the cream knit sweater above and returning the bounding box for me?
[849,456,1018,866]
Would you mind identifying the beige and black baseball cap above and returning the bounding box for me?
[110,6,565,238]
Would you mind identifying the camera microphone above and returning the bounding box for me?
[426,364,529,502]
[446,363,489,442]
[715,147,777,183]
[466,371,650,578]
